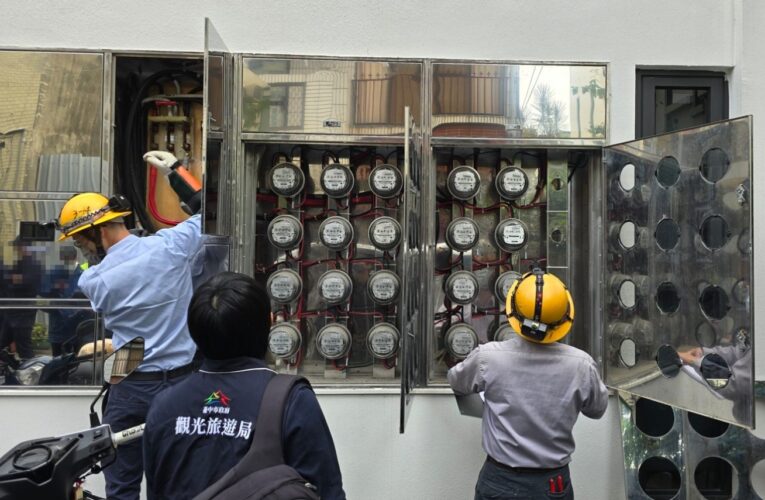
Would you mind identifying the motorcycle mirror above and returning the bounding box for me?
[102,337,145,385]
[89,338,145,427]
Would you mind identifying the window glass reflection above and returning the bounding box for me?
[654,87,710,133]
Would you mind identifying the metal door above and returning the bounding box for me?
[603,116,753,427]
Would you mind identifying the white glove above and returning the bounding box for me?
[143,150,180,176]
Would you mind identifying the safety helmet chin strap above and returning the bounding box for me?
[77,226,107,264]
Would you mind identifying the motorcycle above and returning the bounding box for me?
[0,338,145,500]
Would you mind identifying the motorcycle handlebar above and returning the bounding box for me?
[112,424,145,447]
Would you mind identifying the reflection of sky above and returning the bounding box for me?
[518,66,572,131]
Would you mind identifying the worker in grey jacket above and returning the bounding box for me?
[448,268,608,500]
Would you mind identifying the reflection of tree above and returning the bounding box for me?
[531,84,566,136]
[571,79,606,137]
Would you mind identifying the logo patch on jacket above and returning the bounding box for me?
[202,390,231,414]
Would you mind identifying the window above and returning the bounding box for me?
[636,70,727,138]
[266,84,305,129]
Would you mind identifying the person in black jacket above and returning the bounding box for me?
[143,272,345,500]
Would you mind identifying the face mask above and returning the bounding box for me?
[74,229,106,265]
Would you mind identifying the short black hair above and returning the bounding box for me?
[187,272,271,360]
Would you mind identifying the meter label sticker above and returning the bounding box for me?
[272,167,297,190]
[454,171,477,193]
[503,223,526,245]
[502,170,526,193]
[453,222,477,246]
[321,277,347,300]
[451,330,476,356]
[451,278,476,301]
[370,330,396,356]
[372,169,398,192]
[269,330,295,356]
[320,330,347,357]
[322,221,347,245]
[372,277,397,300]
[271,222,296,244]
[270,276,296,300]
[323,168,348,191]
[372,221,398,245]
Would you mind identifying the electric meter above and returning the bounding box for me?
[495,166,529,200]
[316,324,352,360]
[267,214,303,251]
[495,270,522,303]
[366,323,400,359]
[445,217,479,252]
[368,216,402,251]
[367,270,401,305]
[494,324,514,342]
[266,269,303,304]
[495,218,529,252]
[445,270,479,305]
[269,162,305,198]
[369,164,403,199]
[319,216,354,251]
[445,323,478,359]
[320,164,355,198]
[268,323,302,359]
[447,165,481,200]
[318,269,353,305]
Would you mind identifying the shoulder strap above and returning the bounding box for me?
[238,374,307,471]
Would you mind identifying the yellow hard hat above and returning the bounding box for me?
[56,193,132,240]
[505,268,575,344]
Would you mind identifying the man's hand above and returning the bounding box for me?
[143,151,180,176]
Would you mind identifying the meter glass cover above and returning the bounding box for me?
[268,215,302,249]
[446,271,478,304]
[369,217,402,250]
[270,162,305,197]
[367,323,400,359]
[495,219,528,251]
[321,164,354,198]
[317,325,351,359]
[320,217,353,250]
[319,271,352,303]
[446,324,478,358]
[268,323,301,358]
[446,218,479,251]
[368,270,400,304]
[447,166,481,200]
[370,164,403,198]
[496,167,529,199]
[267,269,302,303]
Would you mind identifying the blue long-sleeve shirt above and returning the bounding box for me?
[77,215,203,371]
[143,357,346,500]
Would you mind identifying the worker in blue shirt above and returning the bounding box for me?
[55,150,205,500]
[143,272,346,500]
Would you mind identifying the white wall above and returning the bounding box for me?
[1,1,763,499]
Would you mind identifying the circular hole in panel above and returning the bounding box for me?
[700,148,730,183]
[688,412,730,438]
[550,229,563,244]
[655,218,680,251]
[635,398,675,437]
[700,353,732,389]
[638,457,681,499]
[695,322,717,348]
[619,163,636,191]
[619,338,637,368]
[751,460,765,497]
[732,280,750,305]
[699,285,730,320]
[656,345,681,378]
[656,282,681,314]
[699,215,730,250]
[694,457,737,499]
[619,221,636,249]
[551,177,563,191]
[737,228,751,255]
[656,156,681,188]
[618,280,637,309]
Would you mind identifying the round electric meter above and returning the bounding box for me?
[366,323,400,359]
[320,164,355,198]
[494,270,522,303]
[494,218,529,252]
[318,269,353,305]
[445,323,479,359]
[267,214,303,251]
[494,324,514,342]
[368,216,402,251]
[269,162,305,198]
[445,217,479,252]
[369,164,403,199]
[447,165,481,200]
[268,323,302,359]
[367,270,401,305]
[445,270,479,305]
[316,324,352,360]
[319,216,354,251]
[266,269,303,304]
[495,166,529,200]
